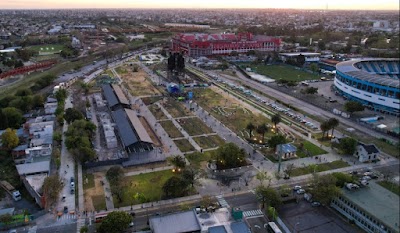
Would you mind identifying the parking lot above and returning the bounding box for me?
[279,199,363,233]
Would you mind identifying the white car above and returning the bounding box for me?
[296,189,306,195]
[293,185,302,191]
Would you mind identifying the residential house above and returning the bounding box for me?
[354,143,380,162]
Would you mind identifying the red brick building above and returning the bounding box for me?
[171,32,281,57]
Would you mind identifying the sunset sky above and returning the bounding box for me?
[0,0,399,10]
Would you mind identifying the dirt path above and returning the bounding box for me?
[83,172,106,212]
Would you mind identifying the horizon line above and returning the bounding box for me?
[0,7,399,11]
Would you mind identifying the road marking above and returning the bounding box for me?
[243,209,263,218]
[216,195,230,208]
[57,214,77,221]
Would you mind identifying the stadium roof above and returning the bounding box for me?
[150,210,201,233]
[102,84,119,108]
[342,181,399,232]
[112,109,139,148]
[336,58,400,89]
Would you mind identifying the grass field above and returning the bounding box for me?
[193,135,225,149]
[28,44,64,54]
[83,174,95,190]
[92,194,107,211]
[295,141,328,158]
[174,139,195,153]
[241,63,320,81]
[186,151,215,169]
[148,104,168,120]
[178,117,214,136]
[377,181,400,196]
[192,88,269,138]
[291,160,349,177]
[112,170,175,208]
[159,120,183,138]
[162,99,193,118]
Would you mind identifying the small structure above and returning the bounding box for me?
[354,143,379,163]
[276,143,297,160]
[149,210,201,233]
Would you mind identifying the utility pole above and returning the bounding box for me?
[277,144,282,173]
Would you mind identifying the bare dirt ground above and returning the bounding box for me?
[139,116,162,147]
[83,172,105,212]
[118,65,161,96]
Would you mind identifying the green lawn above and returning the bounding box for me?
[377,181,400,196]
[115,66,128,75]
[241,63,320,81]
[186,151,215,169]
[291,160,349,177]
[174,139,196,153]
[159,120,183,138]
[92,194,107,211]
[28,44,64,54]
[193,135,225,149]
[148,104,168,120]
[178,117,213,136]
[112,170,175,208]
[295,141,327,158]
[83,174,95,190]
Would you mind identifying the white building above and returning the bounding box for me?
[279,52,320,63]
[354,143,380,163]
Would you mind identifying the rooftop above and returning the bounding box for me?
[25,173,47,195]
[150,210,201,233]
[341,181,400,232]
[16,160,50,175]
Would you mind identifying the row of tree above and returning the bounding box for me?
[64,119,96,163]
[320,118,340,139]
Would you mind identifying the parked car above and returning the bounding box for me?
[311,202,321,207]
[296,189,306,195]
[64,206,68,213]
[293,185,302,191]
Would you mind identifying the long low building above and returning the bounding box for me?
[111,108,153,153]
[172,32,281,58]
[102,84,130,110]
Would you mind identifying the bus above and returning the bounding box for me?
[94,211,112,223]
[267,222,282,233]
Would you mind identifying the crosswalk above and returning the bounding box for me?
[243,209,264,218]
[57,213,77,221]
[216,195,230,208]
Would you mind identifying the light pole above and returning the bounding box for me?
[295,222,300,233]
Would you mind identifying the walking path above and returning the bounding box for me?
[124,165,174,177]
[156,102,202,152]
[102,177,115,210]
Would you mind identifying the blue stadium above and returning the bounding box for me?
[334,58,400,116]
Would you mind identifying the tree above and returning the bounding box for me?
[297,54,306,67]
[267,135,286,150]
[106,166,124,184]
[64,108,84,124]
[170,155,186,170]
[1,128,19,150]
[255,185,282,209]
[215,143,246,169]
[304,87,318,94]
[332,172,355,187]
[344,101,365,116]
[328,118,339,136]
[2,107,23,129]
[230,51,239,56]
[181,166,200,187]
[42,175,63,209]
[320,121,331,139]
[310,63,319,73]
[256,171,271,186]
[0,214,12,224]
[284,163,295,177]
[309,174,341,205]
[338,137,358,155]
[80,226,89,233]
[246,122,255,139]
[200,195,213,208]
[256,123,269,144]
[271,114,281,130]
[98,211,132,233]
[162,176,189,198]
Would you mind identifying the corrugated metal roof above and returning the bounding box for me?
[150,211,201,233]
[111,109,138,147]
[125,109,153,144]
[102,84,119,108]
[16,161,50,175]
[112,84,130,106]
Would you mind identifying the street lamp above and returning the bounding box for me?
[295,222,300,233]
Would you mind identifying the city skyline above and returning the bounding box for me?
[1,0,399,10]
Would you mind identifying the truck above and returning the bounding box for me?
[0,180,22,201]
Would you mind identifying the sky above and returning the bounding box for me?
[0,0,399,10]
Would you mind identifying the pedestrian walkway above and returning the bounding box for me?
[243,209,263,218]
[57,213,77,221]
[216,195,230,208]
[102,177,115,210]
[124,165,173,176]
[76,217,86,233]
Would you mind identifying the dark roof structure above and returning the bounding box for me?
[102,84,119,108]
[359,143,379,154]
[112,84,130,105]
[230,222,250,233]
[111,108,153,153]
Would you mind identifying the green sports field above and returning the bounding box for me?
[28,44,64,54]
[240,63,320,81]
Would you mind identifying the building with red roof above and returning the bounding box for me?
[172,32,281,57]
